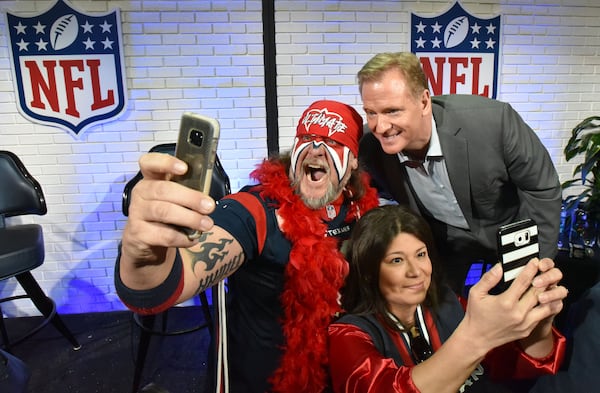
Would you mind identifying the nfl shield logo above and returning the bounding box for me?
[5,0,127,136]
[411,2,501,98]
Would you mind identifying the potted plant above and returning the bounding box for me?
[562,116,600,250]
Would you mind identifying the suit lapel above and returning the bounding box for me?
[384,151,418,209]
[435,110,474,227]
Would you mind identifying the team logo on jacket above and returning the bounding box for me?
[411,2,501,98]
[5,0,127,136]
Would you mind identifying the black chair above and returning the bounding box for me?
[0,150,81,352]
[122,143,230,393]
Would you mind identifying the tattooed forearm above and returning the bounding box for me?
[180,231,244,293]
[183,231,233,270]
[195,250,244,294]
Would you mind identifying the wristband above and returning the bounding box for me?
[114,245,184,315]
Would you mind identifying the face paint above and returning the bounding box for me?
[290,100,363,192]
[290,135,351,182]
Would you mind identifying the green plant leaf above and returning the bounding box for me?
[562,116,600,220]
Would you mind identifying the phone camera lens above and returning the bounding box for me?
[189,129,204,147]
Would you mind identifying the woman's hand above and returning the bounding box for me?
[411,258,567,393]
[460,258,565,357]
[518,258,567,357]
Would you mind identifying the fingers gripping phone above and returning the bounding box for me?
[171,112,220,240]
[496,219,539,291]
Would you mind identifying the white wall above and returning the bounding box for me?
[0,0,598,316]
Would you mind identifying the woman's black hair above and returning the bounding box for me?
[340,205,443,331]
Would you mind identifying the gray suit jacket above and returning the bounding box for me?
[359,94,561,261]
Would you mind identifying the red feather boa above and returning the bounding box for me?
[249,159,379,392]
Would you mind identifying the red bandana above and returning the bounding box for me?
[249,159,379,393]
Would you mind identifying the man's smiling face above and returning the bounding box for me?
[361,68,432,155]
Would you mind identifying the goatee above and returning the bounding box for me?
[291,180,340,209]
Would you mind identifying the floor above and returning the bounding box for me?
[3,306,211,393]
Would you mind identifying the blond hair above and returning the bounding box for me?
[358,52,428,99]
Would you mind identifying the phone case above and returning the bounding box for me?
[497,218,539,285]
[172,112,220,192]
[172,112,220,239]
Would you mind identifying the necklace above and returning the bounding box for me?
[388,305,434,364]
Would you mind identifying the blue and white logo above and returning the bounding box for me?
[411,2,501,98]
[5,0,127,135]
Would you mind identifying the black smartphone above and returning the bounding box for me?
[171,112,220,239]
[495,218,539,291]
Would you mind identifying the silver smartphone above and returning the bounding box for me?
[496,218,539,290]
[171,112,220,239]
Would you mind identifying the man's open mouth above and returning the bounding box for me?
[306,164,327,181]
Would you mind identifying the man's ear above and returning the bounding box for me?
[421,89,432,114]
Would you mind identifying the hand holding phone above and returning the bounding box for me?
[171,112,220,239]
[495,219,539,292]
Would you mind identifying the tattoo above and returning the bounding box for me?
[190,232,233,271]
[195,250,244,294]
[181,232,244,294]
